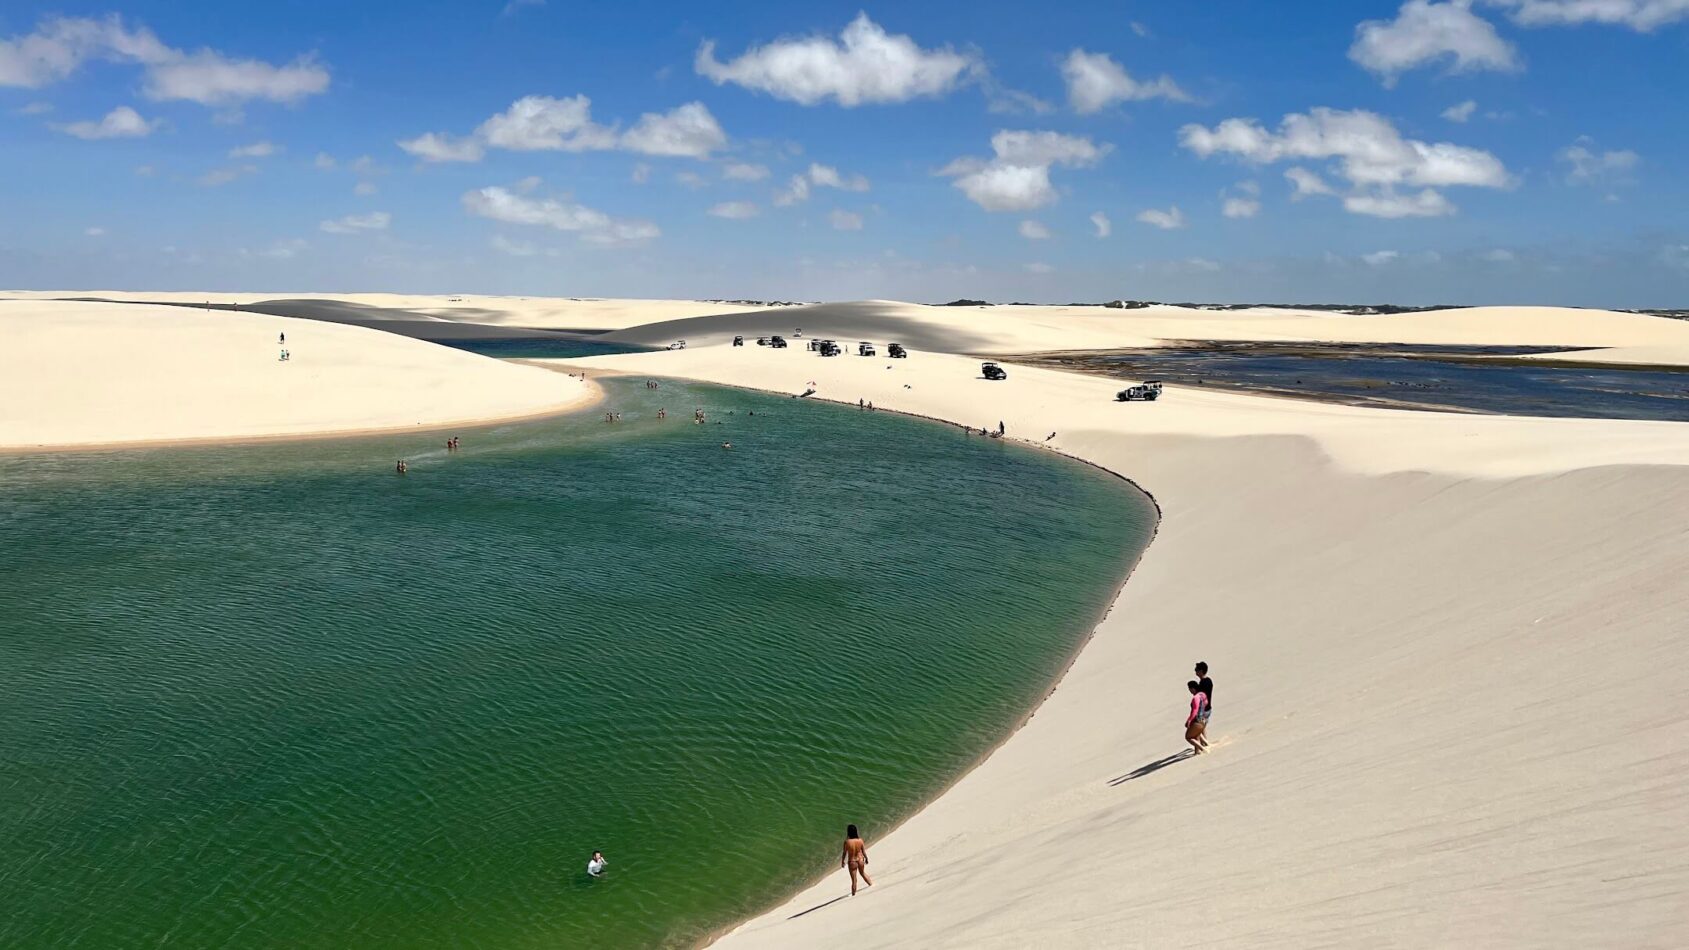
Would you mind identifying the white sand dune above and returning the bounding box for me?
[545,309,1689,948]
[0,300,593,449]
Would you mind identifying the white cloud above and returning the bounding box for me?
[313,151,336,169]
[1182,107,1509,217]
[620,101,727,158]
[1222,196,1261,218]
[1061,49,1187,113]
[1442,99,1479,122]
[829,209,865,230]
[774,173,811,206]
[320,211,390,234]
[229,140,277,158]
[708,200,759,219]
[1132,21,1151,37]
[0,14,328,106]
[1362,249,1401,265]
[1285,166,1337,198]
[1343,188,1456,217]
[1136,206,1186,229]
[1491,0,1689,30]
[400,95,726,163]
[1350,2,1519,85]
[1558,138,1639,183]
[85,226,105,236]
[476,94,615,152]
[1025,262,1054,274]
[630,162,651,184]
[1481,247,1517,262]
[941,130,1108,212]
[354,181,378,196]
[397,131,485,163]
[807,162,870,191]
[1090,211,1112,237]
[491,234,550,257]
[675,170,707,189]
[695,12,978,106]
[986,86,1055,115]
[1019,219,1052,240]
[144,51,329,106]
[17,101,53,114]
[723,162,770,181]
[54,104,156,139]
[462,185,659,247]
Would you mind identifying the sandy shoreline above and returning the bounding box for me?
[557,321,1689,947]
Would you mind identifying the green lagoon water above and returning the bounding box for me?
[0,378,1154,948]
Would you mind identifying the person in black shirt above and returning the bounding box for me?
[1194,662,1214,730]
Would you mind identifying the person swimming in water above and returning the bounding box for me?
[587,851,607,877]
[841,824,873,896]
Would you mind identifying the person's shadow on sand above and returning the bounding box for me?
[1108,750,1194,786]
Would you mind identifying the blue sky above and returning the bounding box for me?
[2,0,1686,305]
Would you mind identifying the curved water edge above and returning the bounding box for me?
[0,378,1155,948]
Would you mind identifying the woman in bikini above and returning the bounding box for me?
[841,824,874,896]
[1185,680,1209,754]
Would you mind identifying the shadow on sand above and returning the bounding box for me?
[787,895,851,920]
[1108,750,1193,786]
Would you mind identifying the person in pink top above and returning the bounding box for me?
[1185,680,1210,754]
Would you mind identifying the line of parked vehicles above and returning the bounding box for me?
[704,334,1158,402]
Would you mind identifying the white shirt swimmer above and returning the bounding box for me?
[587,851,607,877]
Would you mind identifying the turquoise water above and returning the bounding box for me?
[0,379,1154,948]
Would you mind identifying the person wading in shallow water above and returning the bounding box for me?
[841,824,874,896]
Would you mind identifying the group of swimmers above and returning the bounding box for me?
[395,436,463,473]
[445,437,461,452]
[1183,661,1215,754]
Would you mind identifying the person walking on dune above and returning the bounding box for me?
[841,824,874,896]
[1194,661,1213,749]
[1185,680,1209,754]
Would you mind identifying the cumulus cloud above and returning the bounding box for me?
[1350,1,1519,85]
[1285,166,1337,198]
[85,226,105,236]
[620,102,727,158]
[1019,219,1052,240]
[722,162,770,181]
[986,86,1056,115]
[1136,206,1186,229]
[1219,180,1262,218]
[198,164,258,186]
[400,95,726,163]
[1343,188,1455,217]
[1558,137,1639,183]
[1090,211,1112,237]
[1061,49,1187,113]
[1181,107,1509,217]
[397,131,485,163]
[16,101,53,115]
[1025,262,1054,274]
[0,14,329,106]
[1442,99,1479,122]
[320,211,390,234]
[1490,0,1689,30]
[313,151,336,169]
[695,13,978,106]
[708,200,759,219]
[475,94,614,152]
[1362,249,1401,265]
[229,140,277,158]
[53,104,156,139]
[462,185,659,247]
[807,162,870,191]
[829,209,865,230]
[940,130,1109,212]
[354,181,378,196]
[774,174,811,207]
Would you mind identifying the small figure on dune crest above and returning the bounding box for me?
[1185,680,1209,754]
[841,824,873,896]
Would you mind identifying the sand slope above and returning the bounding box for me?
[0,300,593,449]
[551,328,1689,948]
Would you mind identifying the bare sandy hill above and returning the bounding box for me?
[0,300,592,449]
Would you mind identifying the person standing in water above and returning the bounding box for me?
[1184,680,1209,754]
[841,824,873,896]
[587,851,607,877]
